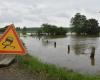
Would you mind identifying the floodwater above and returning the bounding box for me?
[21,35,100,74]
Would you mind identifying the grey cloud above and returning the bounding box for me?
[0,0,100,27]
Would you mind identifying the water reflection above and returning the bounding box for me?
[90,47,95,66]
[72,44,86,55]
[67,45,70,54]
[37,36,42,40]
[90,47,95,58]
[54,42,56,48]
[21,35,100,74]
[43,35,67,39]
[90,57,95,66]
[42,40,50,46]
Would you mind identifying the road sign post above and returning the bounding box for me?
[0,24,26,66]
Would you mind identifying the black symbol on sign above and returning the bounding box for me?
[2,36,15,49]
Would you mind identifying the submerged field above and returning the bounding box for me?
[21,35,100,74]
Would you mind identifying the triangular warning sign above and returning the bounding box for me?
[0,24,26,55]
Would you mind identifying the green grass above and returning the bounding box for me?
[18,54,100,80]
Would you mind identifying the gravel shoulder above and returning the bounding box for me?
[0,60,37,80]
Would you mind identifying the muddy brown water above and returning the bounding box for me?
[21,35,100,74]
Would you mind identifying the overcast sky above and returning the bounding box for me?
[0,0,100,28]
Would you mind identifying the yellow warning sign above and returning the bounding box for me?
[0,24,26,55]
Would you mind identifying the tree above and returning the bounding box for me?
[39,23,67,35]
[41,23,57,35]
[16,27,20,30]
[83,19,99,35]
[56,27,67,35]
[22,26,27,35]
[37,28,42,35]
[16,27,21,33]
[0,26,8,33]
[71,13,87,34]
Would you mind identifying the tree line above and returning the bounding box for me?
[70,13,100,35]
[0,13,100,36]
[37,23,67,35]
[0,26,40,34]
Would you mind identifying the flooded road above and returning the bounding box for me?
[21,35,100,74]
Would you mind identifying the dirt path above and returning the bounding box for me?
[0,63,37,80]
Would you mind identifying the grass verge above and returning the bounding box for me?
[18,54,100,80]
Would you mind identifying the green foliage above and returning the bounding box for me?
[16,27,20,31]
[55,27,67,35]
[70,13,99,35]
[26,27,40,33]
[38,23,67,35]
[41,23,58,35]
[22,26,27,34]
[71,13,86,34]
[37,28,42,35]
[18,54,100,80]
[0,26,21,33]
[83,19,99,35]
[17,27,40,33]
[16,27,21,33]
[0,26,8,33]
